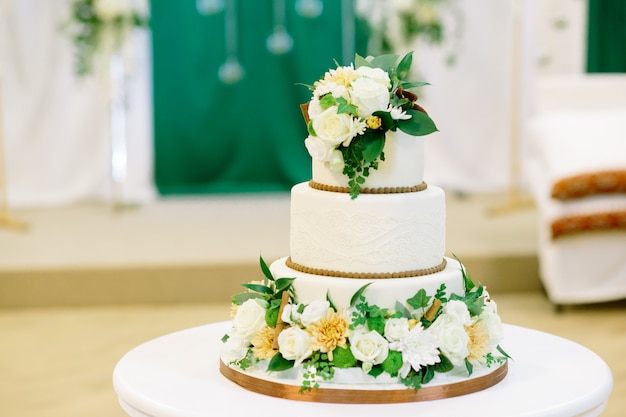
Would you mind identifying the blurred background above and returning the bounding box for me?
[0,1,624,416]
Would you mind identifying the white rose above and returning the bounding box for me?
[300,300,330,327]
[278,326,313,366]
[223,333,249,360]
[327,149,344,172]
[311,106,358,146]
[442,300,472,326]
[355,66,391,88]
[479,304,504,351]
[281,303,302,325]
[232,299,267,341]
[384,317,410,343]
[350,330,389,366]
[305,135,334,162]
[307,98,323,118]
[350,77,390,118]
[429,316,470,367]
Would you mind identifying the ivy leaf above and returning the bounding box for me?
[267,352,294,372]
[265,306,279,327]
[319,93,336,109]
[398,109,438,136]
[407,288,431,310]
[336,97,358,115]
[350,282,373,307]
[259,256,274,281]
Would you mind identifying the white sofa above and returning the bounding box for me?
[525,74,626,306]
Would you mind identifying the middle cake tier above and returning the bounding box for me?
[289,182,446,277]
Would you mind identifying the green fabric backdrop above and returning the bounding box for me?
[586,0,626,72]
[151,1,367,195]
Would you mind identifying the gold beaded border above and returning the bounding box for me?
[309,180,428,194]
[285,257,447,279]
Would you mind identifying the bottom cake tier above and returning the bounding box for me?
[220,256,509,404]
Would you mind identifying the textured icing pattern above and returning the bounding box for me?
[290,183,446,274]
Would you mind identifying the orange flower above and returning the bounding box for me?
[306,309,350,361]
[251,326,278,360]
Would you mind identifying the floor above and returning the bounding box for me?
[0,192,623,416]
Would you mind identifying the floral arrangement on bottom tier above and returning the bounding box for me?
[222,257,509,391]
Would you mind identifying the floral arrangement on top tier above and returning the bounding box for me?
[63,0,149,76]
[303,52,438,198]
[222,257,509,392]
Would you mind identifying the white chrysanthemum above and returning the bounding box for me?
[386,104,412,120]
[390,323,440,377]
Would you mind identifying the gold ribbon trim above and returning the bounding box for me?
[220,360,508,404]
[285,257,447,279]
[309,180,428,194]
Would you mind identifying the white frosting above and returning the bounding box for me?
[312,130,425,189]
[289,182,446,274]
[270,256,465,311]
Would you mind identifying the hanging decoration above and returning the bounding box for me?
[196,0,224,15]
[63,0,149,209]
[295,0,323,18]
[355,0,459,59]
[218,0,245,84]
[267,0,294,55]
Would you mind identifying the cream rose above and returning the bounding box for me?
[384,317,410,343]
[327,149,345,172]
[355,66,391,88]
[429,316,470,367]
[350,76,390,118]
[311,106,358,146]
[281,303,302,326]
[300,300,330,327]
[232,299,267,341]
[222,333,249,360]
[278,326,313,366]
[350,330,389,369]
[305,135,334,162]
[479,302,504,351]
[441,300,472,326]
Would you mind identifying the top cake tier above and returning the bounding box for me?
[311,130,425,191]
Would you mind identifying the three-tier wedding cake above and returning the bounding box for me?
[219,53,508,403]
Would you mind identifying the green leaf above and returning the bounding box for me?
[354,53,372,68]
[274,277,295,293]
[421,366,435,384]
[465,358,474,376]
[241,283,273,294]
[396,51,413,81]
[370,54,399,72]
[267,352,294,372]
[326,291,338,312]
[265,306,279,326]
[231,292,263,305]
[350,282,373,307]
[453,254,475,292]
[368,364,384,378]
[394,301,412,318]
[259,256,274,281]
[336,97,358,115]
[361,132,385,163]
[319,93,336,109]
[407,288,431,310]
[401,81,430,90]
[372,110,395,131]
[397,109,438,136]
[433,354,454,373]
[307,120,316,136]
[497,345,513,360]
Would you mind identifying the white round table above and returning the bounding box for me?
[113,322,613,417]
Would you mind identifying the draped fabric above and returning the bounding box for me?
[586,0,626,73]
[151,0,366,195]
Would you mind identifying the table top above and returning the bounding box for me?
[113,322,613,417]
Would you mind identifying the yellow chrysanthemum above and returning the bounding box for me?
[365,115,382,130]
[322,66,358,87]
[466,320,490,365]
[251,326,278,360]
[307,309,350,360]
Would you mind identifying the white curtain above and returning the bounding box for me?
[0,0,587,208]
[0,0,155,208]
